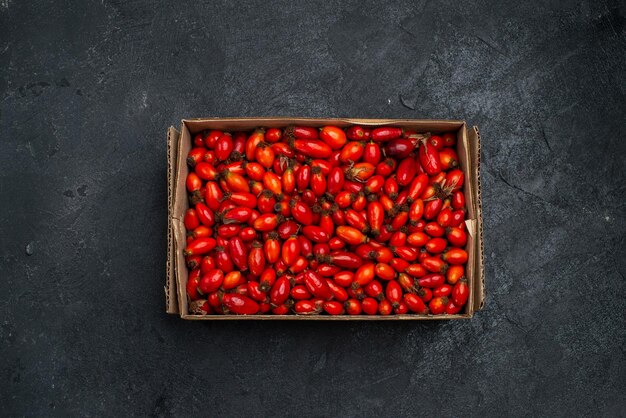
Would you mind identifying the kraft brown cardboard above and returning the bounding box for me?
[166,118,484,319]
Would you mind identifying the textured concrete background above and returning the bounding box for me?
[1,0,625,416]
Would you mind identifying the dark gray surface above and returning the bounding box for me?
[1,0,625,416]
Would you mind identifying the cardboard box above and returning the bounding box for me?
[166,118,484,320]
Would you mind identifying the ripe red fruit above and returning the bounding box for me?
[222,294,259,315]
[320,126,347,150]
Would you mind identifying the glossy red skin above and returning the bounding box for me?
[363,142,382,165]
[428,135,444,151]
[289,256,308,274]
[445,265,464,285]
[313,243,330,258]
[186,269,202,301]
[391,211,409,231]
[394,301,409,314]
[294,140,332,158]
[419,142,442,175]
[290,126,319,140]
[384,138,415,158]
[396,157,417,186]
[406,264,427,278]
[270,277,291,306]
[446,169,465,192]
[353,263,376,287]
[344,210,367,232]
[291,285,313,300]
[215,224,241,239]
[390,258,410,274]
[187,147,207,167]
[195,162,218,182]
[186,173,202,193]
[436,208,453,228]
[378,299,392,315]
[397,273,415,293]
[326,279,349,302]
[184,237,216,256]
[223,170,250,193]
[264,235,280,263]
[302,226,330,243]
[428,297,448,315]
[228,237,248,271]
[184,209,200,230]
[439,148,459,170]
[361,297,378,315]
[326,251,361,269]
[204,130,223,148]
[340,141,365,163]
[364,280,385,301]
[248,243,266,276]
[344,299,362,315]
[366,202,384,236]
[265,128,282,143]
[373,247,394,264]
[327,167,345,194]
[371,127,402,142]
[259,268,277,292]
[248,281,268,302]
[304,270,333,300]
[385,280,403,307]
[191,225,212,239]
[422,256,447,273]
[424,199,443,220]
[199,269,224,294]
[333,271,354,287]
[446,227,467,247]
[445,300,463,314]
[451,210,465,227]
[407,232,428,247]
[424,222,445,237]
[323,301,345,315]
[375,158,396,177]
[417,287,432,303]
[404,293,428,314]
[238,227,256,242]
[320,126,347,149]
[223,207,253,224]
[389,231,407,247]
[434,284,452,298]
[374,263,396,281]
[317,264,342,277]
[290,200,313,225]
[311,168,327,196]
[418,274,445,288]
[215,134,233,161]
[215,247,234,272]
[394,247,419,262]
[381,177,398,199]
[223,294,259,315]
[351,193,367,212]
[271,304,290,315]
[186,255,202,270]
[245,130,264,160]
[452,279,469,307]
[425,238,447,254]
[298,235,314,259]
[277,220,298,239]
[296,165,311,191]
[346,125,365,140]
[452,191,465,210]
[443,248,468,265]
[253,214,281,232]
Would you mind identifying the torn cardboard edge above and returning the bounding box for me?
[165,118,484,319]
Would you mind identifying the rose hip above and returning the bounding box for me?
[184,124,471,316]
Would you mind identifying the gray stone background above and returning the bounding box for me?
[1,0,625,416]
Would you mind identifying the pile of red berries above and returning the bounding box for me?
[183,125,469,316]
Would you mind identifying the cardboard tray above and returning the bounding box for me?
[166,118,484,320]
